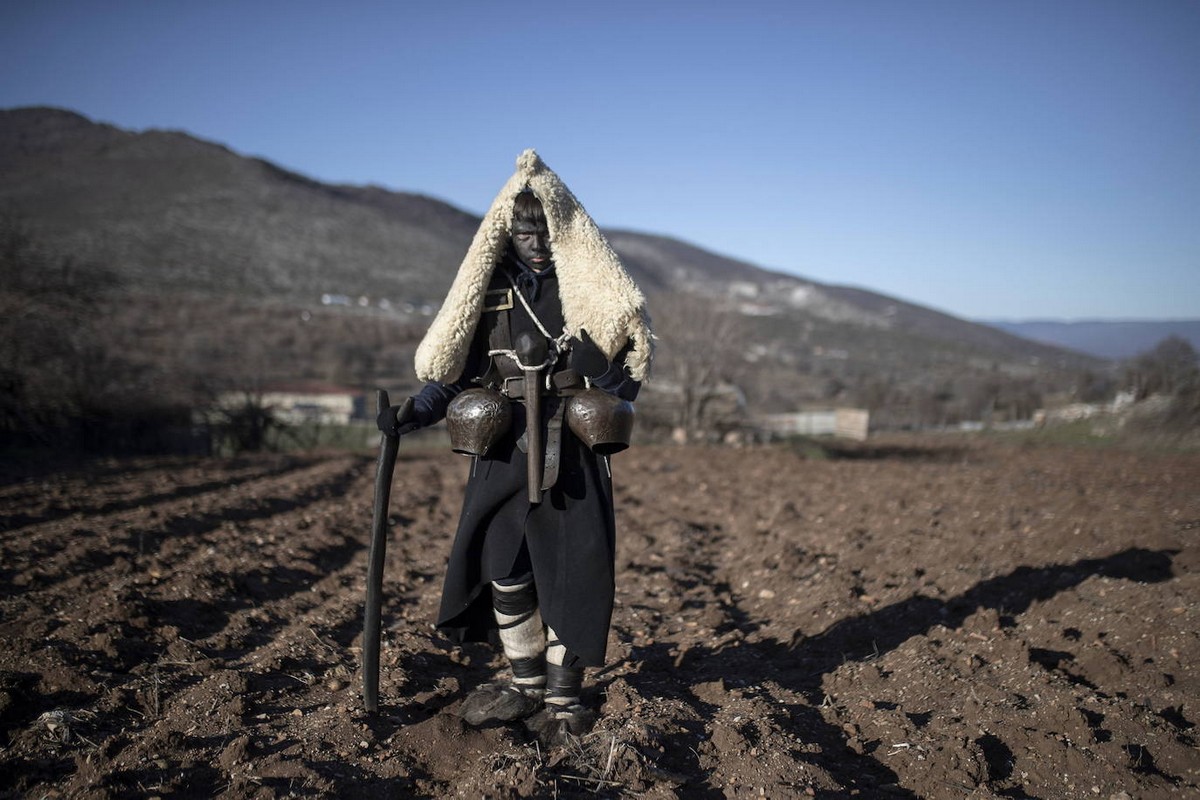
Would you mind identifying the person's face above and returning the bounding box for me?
[511,219,553,270]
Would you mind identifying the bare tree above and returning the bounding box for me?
[0,211,126,447]
[649,291,749,441]
[1124,336,1199,400]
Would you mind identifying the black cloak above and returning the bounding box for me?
[428,259,639,667]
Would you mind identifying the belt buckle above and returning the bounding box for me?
[501,375,523,398]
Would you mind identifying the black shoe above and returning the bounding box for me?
[460,684,544,727]
[525,703,597,746]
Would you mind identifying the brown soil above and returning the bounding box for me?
[2,437,1198,799]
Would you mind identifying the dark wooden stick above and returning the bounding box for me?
[363,389,400,712]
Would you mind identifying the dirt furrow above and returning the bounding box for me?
[3,439,1198,798]
[29,451,474,798]
[598,452,901,795]
[1,455,364,604]
[0,456,314,534]
[0,454,377,794]
[63,451,502,798]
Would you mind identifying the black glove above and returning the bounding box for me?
[567,329,612,379]
[375,397,419,437]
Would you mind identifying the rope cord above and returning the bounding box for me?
[504,272,572,354]
[487,347,553,372]
[486,272,573,382]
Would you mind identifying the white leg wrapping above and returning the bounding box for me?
[545,623,567,667]
[492,581,546,689]
[544,626,583,710]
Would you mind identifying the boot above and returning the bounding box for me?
[460,683,543,726]
[525,662,596,746]
[460,579,547,727]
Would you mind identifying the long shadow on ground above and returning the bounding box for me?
[618,547,1175,798]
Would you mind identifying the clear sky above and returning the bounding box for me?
[2,0,1197,321]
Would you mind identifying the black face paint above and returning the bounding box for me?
[511,219,553,271]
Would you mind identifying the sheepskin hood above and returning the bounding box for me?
[414,149,652,383]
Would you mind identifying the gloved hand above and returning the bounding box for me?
[375,397,420,438]
[567,329,612,379]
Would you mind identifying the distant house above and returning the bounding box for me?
[218,382,367,425]
[758,408,870,441]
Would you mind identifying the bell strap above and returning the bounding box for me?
[540,401,567,493]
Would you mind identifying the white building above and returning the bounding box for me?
[218,382,366,426]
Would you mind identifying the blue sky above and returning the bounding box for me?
[2,0,1197,321]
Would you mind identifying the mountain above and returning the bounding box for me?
[1,107,1105,433]
[983,320,1200,361]
[0,107,480,304]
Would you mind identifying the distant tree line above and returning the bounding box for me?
[0,210,191,453]
[1124,336,1199,401]
[1122,335,1200,430]
[646,281,1199,440]
[0,211,427,456]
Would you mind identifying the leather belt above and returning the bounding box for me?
[500,370,586,400]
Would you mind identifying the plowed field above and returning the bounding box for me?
[2,437,1198,798]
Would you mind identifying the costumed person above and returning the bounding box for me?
[376,149,653,745]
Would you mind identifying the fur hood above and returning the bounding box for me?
[414,149,653,383]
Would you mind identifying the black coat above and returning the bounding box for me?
[425,258,638,667]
